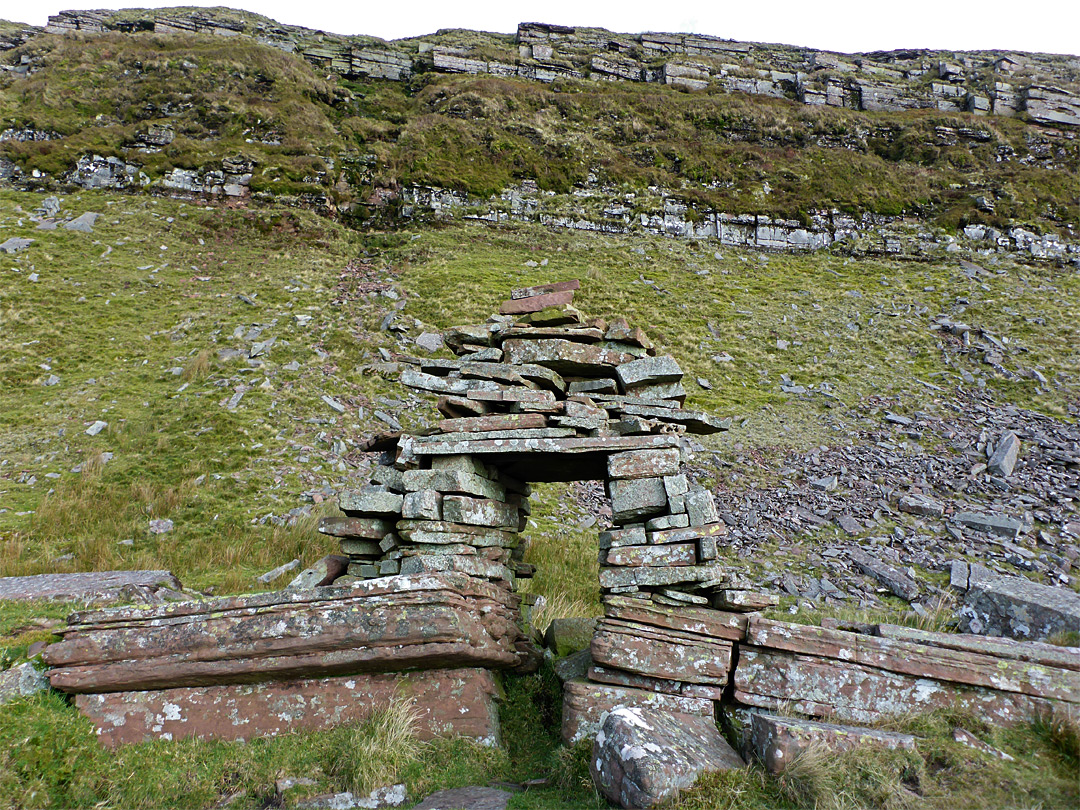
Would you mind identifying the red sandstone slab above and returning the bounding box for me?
[510,280,580,300]
[749,713,916,774]
[499,290,575,314]
[591,620,731,685]
[76,668,500,748]
[603,596,747,641]
[587,665,726,700]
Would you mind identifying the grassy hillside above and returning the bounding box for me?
[1,31,1077,231]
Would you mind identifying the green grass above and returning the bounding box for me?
[1,189,1077,809]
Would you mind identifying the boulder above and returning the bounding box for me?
[591,707,744,808]
[561,680,713,744]
[956,567,1080,641]
[987,431,1021,477]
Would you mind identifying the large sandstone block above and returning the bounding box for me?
[75,668,500,748]
[591,619,731,685]
[957,568,1080,641]
[43,574,524,693]
[592,708,744,808]
[561,679,713,745]
[749,713,916,773]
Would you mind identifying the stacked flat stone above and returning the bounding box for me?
[322,280,727,592]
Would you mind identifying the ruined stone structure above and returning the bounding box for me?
[40,282,1078,805]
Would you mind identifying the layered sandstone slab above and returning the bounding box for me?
[561,679,713,745]
[76,668,500,748]
[44,574,524,693]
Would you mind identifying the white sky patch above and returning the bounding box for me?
[9,0,1080,56]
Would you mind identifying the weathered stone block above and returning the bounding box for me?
[319,516,394,540]
[988,431,1021,477]
[560,680,713,745]
[608,477,668,522]
[503,339,636,376]
[954,511,1022,539]
[403,490,442,521]
[0,662,49,705]
[543,617,598,657]
[606,543,696,568]
[592,619,731,685]
[898,493,945,519]
[498,289,575,314]
[684,490,719,526]
[607,448,681,480]
[339,489,404,517]
[442,495,518,529]
[75,668,501,748]
[598,524,647,549]
[592,708,744,808]
[958,570,1080,641]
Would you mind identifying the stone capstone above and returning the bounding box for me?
[591,707,744,808]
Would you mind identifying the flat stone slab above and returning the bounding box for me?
[953,511,1023,539]
[498,289,575,314]
[43,573,524,693]
[411,786,512,810]
[849,548,919,601]
[592,707,744,808]
[0,570,181,604]
[76,668,500,748]
[591,619,731,686]
[405,433,680,457]
[734,646,1066,726]
[615,355,684,389]
[510,280,580,300]
[749,713,916,773]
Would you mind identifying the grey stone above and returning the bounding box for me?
[415,332,445,353]
[591,707,744,808]
[0,237,33,253]
[402,490,442,521]
[849,548,919,601]
[0,570,182,603]
[257,558,301,584]
[609,477,668,523]
[411,786,511,810]
[810,475,838,492]
[340,489,404,517]
[0,662,49,705]
[954,511,1023,539]
[957,569,1080,641]
[988,431,1021,477]
[85,420,108,436]
[322,395,346,413]
[685,490,719,527]
[63,212,99,232]
[616,355,683,389]
[402,470,506,501]
[898,494,945,518]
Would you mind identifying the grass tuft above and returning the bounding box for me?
[324,695,425,795]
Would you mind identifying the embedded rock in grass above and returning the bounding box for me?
[0,662,50,705]
[0,570,182,604]
[749,713,916,773]
[591,707,744,808]
[411,786,513,810]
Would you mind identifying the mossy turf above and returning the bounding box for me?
[1,191,1078,808]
